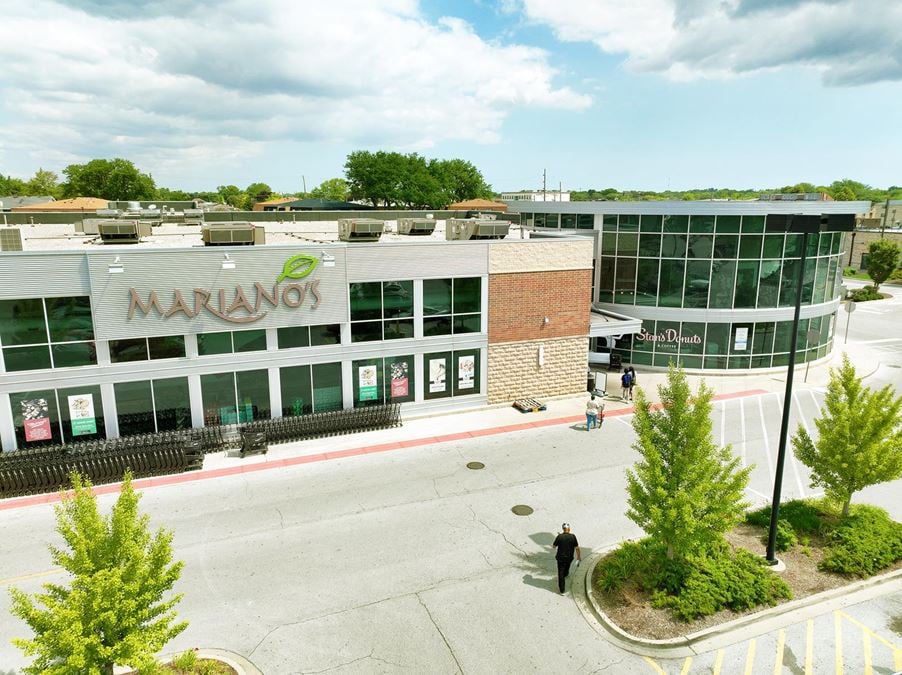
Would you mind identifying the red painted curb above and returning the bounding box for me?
[0,388,770,512]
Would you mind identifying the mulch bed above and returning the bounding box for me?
[591,523,902,640]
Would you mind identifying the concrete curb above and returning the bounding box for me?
[572,543,902,659]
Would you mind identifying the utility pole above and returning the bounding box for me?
[542,169,546,202]
[302,176,307,195]
[559,181,562,202]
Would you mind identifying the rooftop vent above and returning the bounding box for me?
[397,218,436,236]
[201,222,264,246]
[77,218,104,235]
[0,228,23,252]
[338,218,384,242]
[98,220,152,244]
[445,218,509,241]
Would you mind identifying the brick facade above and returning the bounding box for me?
[842,230,902,270]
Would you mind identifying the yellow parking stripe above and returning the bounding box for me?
[834,611,843,675]
[680,657,692,675]
[744,638,757,675]
[0,568,62,586]
[862,629,872,675]
[774,629,785,674]
[839,611,901,652]
[806,619,813,675]
[713,649,724,675]
[643,656,666,674]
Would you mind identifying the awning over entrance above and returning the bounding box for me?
[589,306,643,339]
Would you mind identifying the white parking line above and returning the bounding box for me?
[789,392,809,497]
[859,337,902,344]
[721,400,726,449]
[739,398,747,468]
[757,397,775,481]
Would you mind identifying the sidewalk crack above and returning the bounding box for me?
[416,592,463,674]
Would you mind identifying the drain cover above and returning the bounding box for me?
[466,461,485,470]
[511,504,534,516]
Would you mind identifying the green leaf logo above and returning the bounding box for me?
[277,254,318,283]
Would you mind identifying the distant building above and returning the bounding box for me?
[0,196,55,211]
[500,190,570,203]
[856,199,902,231]
[11,197,108,212]
[757,193,834,202]
[448,198,508,212]
[253,197,296,212]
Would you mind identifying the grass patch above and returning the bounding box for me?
[842,268,871,281]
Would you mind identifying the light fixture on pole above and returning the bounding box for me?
[222,253,236,270]
[108,256,124,274]
[763,212,854,565]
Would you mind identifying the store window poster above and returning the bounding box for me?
[734,327,749,352]
[22,398,52,442]
[429,358,446,393]
[458,354,475,389]
[68,393,97,436]
[390,360,409,398]
[359,364,379,401]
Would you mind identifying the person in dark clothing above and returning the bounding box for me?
[552,523,581,593]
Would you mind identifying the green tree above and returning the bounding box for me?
[865,239,901,290]
[429,158,492,204]
[792,355,902,517]
[0,173,27,197]
[61,159,156,201]
[626,365,752,560]
[215,184,246,208]
[345,150,404,207]
[25,169,61,198]
[10,471,187,674]
[154,187,194,201]
[309,177,349,202]
[244,182,273,206]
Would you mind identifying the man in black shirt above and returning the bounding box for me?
[552,523,581,594]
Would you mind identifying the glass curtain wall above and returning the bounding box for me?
[0,296,97,372]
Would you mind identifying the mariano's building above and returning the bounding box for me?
[509,200,869,370]
[0,218,611,452]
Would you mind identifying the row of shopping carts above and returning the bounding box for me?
[241,403,402,444]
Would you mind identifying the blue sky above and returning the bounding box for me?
[0,0,899,193]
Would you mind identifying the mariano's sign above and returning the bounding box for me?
[127,254,322,325]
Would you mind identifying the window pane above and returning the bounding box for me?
[633,321,655,353]
[424,352,451,399]
[601,233,617,255]
[11,389,62,448]
[280,365,312,416]
[752,322,775,354]
[424,316,452,336]
[545,213,559,228]
[653,320,680,358]
[763,235,784,258]
[310,324,341,345]
[614,258,637,304]
[734,261,759,308]
[3,345,51,371]
[618,215,639,231]
[773,321,793,353]
[709,260,737,308]
[738,235,762,259]
[658,260,685,307]
[110,338,148,363]
[233,329,266,353]
[717,215,741,233]
[115,380,156,436]
[689,215,715,233]
[683,260,711,308]
[534,213,545,227]
[687,235,713,258]
[779,259,800,307]
[58,385,105,443]
[198,332,232,356]
[635,259,659,306]
[349,282,382,321]
[312,362,343,412]
[383,281,413,318]
[602,215,618,228]
[46,297,94,342]
[385,355,415,403]
[663,214,688,232]
[453,349,481,395]
[278,326,310,349]
[353,358,384,407]
[561,213,576,228]
[423,279,452,315]
[818,233,832,256]
[153,377,191,431]
[660,233,688,258]
[148,335,185,359]
[236,369,270,421]
[742,215,765,233]
[577,214,594,229]
[730,324,753,355]
[801,258,816,305]
[713,235,738,258]
[351,321,383,342]
[0,298,45,346]
[201,372,235,425]
[454,278,482,314]
[679,322,705,355]
[597,257,615,303]
[758,260,781,308]
[705,323,729,356]
[639,234,661,257]
[617,233,639,256]
[51,342,96,368]
[453,314,481,334]
[384,319,414,340]
[640,214,663,232]
[784,234,803,258]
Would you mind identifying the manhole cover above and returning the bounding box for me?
[511,504,534,516]
[466,461,485,470]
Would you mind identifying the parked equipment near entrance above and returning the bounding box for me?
[238,430,268,458]
[445,218,509,241]
[397,218,436,236]
[338,218,385,242]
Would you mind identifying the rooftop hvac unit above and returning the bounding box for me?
[95,209,120,218]
[201,222,265,246]
[183,208,204,224]
[98,220,152,244]
[338,218,384,242]
[445,219,509,241]
[397,218,436,236]
[78,219,104,235]
[0,228,23,252]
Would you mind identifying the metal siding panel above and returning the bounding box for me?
[0,252,90,298]
[347,242,488,281]
[87,246,350,341]
[508,201,872,217]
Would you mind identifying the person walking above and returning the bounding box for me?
[553,523,581,594]
[627,366,637,401]
[585,394,601,431]
[620,368,632,401]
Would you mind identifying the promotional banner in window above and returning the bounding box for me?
[67,394,97,436]
[359,365,379,401]
[429,358,446,393]
[458,355,475,390]
[734,327,749,351]
[390,361,409,398]
[21,398,52,442]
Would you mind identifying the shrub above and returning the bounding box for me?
[819,506,902,577]
[746,500,824,534]
[760,519,797,552]
[595,540,651,593]
[890,268,902,281]
[849,285,882,301]
[171,650,198,670]
[844,267,857,275]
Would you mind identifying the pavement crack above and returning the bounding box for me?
[275,507,285,529]
[468,505,529,557]
[416,592,463,674]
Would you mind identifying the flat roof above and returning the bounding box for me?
[507,200,871,216]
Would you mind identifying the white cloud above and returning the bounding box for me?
[0,0,590,183]
[521,0,902,85]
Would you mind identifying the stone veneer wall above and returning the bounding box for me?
[487,337,589,404]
